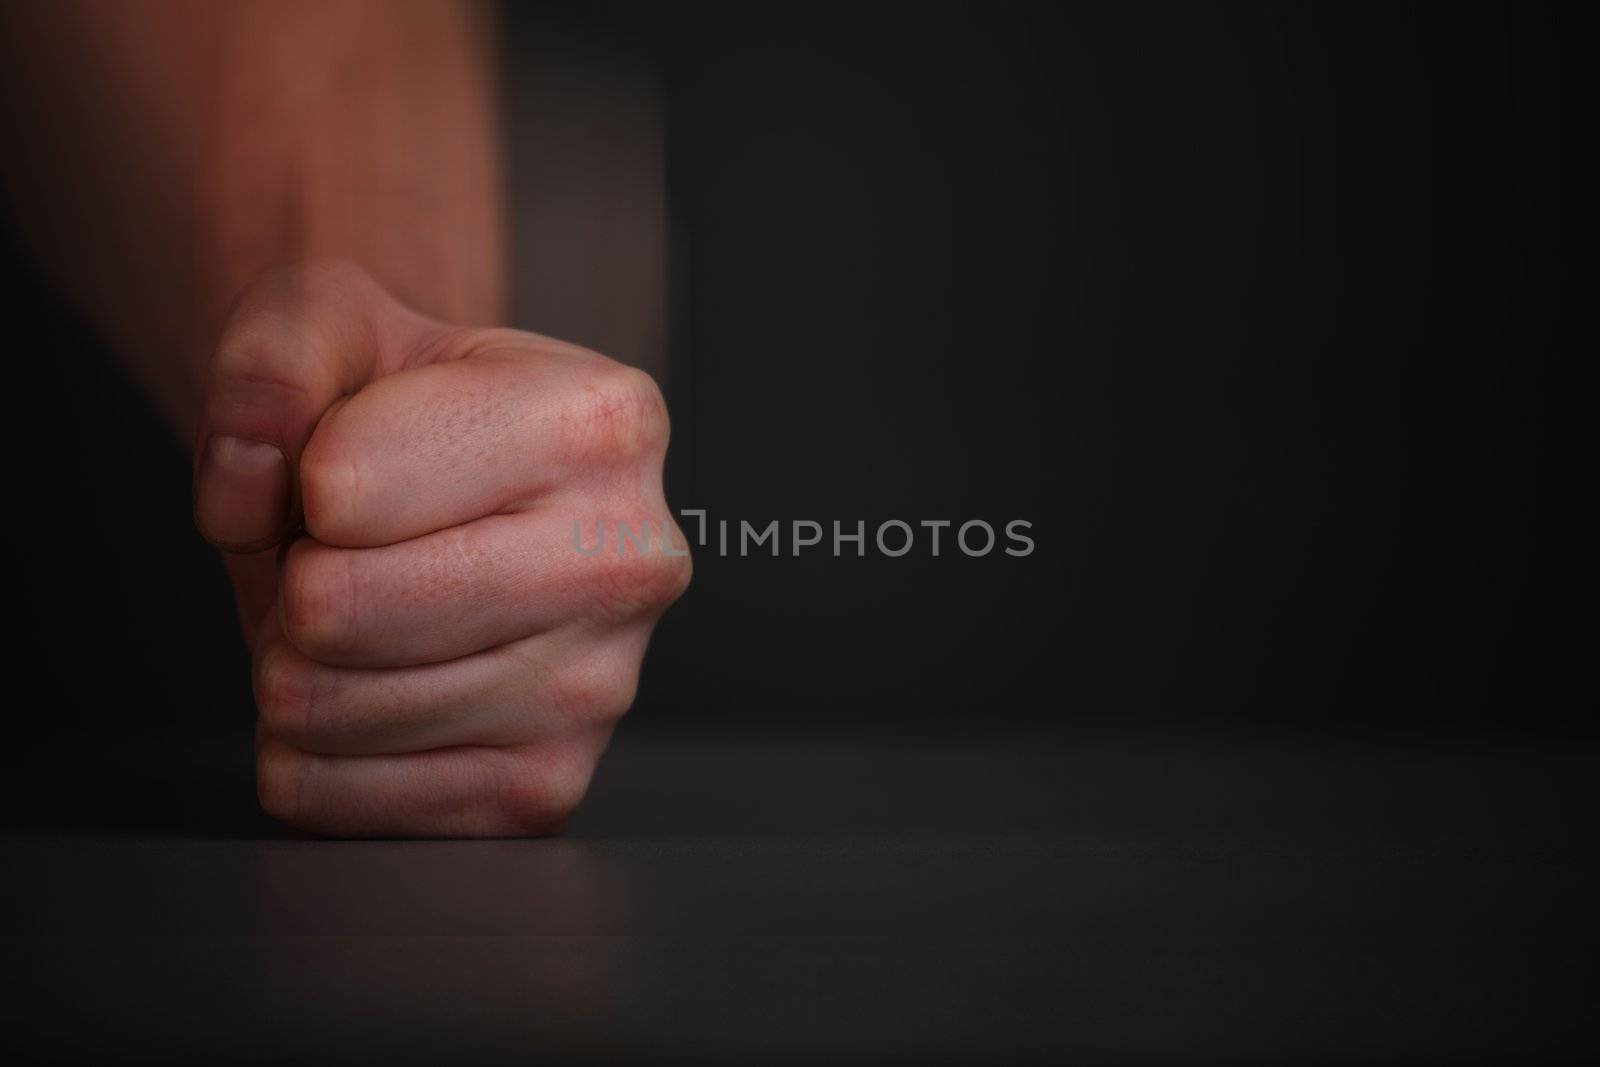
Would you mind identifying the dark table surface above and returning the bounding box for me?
[4,723,1596,1063]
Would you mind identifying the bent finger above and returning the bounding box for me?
[256,729,611,839]
[280,504,689,668]
[254,616,650,755]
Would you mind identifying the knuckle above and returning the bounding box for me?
[546,653,639,728]
[557,365,669,463]
[492,749,594,835]
[586,542,689,622]
[280,541,355,658]
[254,643,315,739]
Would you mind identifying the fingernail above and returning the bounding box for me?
[195,435,290,549]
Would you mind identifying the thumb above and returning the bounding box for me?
[192,262,435,551]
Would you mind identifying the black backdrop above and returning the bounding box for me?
[4,2,1590,769]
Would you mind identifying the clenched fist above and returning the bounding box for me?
[192,262,690,837]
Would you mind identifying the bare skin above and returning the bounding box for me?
[0,1,689,836]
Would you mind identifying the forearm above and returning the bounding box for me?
[0,0,505,436]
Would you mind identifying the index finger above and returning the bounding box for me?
[299,341,668,548]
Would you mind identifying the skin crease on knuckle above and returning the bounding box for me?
[578,542,681,626]
[559,430,691,625]
[532,633,646,734]
[556,363,670,469]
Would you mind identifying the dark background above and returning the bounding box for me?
[2,1,1591,789]
[652,1,1589,738]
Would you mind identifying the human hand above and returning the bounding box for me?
[192,262,690,836]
